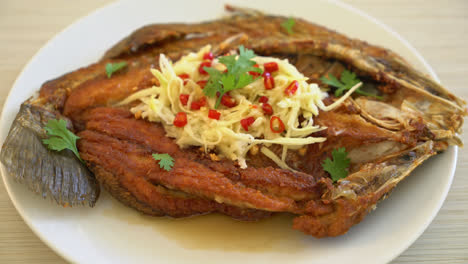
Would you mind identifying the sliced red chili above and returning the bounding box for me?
[270,116,285,133]
[264,62,279,73]
[263,72,275,90]
[284,80,299,96]
[249,71,261,77]
[220,94,236,108]
[177,73,190,85]
[178,73,189,79]
[240,116,256,131]
[262,103,273,115]
[179,94,189,106]
[198,61,212,75]
[199,96,207,106]
[196,80,208,89]
[190,96,207,110]
[203,52,214,61]
[208,109,221,120]
[259,96,269,104]
[248,64,261,77]
[173,112,187,127]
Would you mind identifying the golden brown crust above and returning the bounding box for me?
[77,108,328,213]
[76,104,436,237]
[90,164,166,216]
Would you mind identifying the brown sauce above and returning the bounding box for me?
[103,195,309,253]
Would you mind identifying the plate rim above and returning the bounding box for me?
[0,0,457,263]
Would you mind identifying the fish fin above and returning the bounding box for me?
[0,102,99,207]
[333,141,435,200]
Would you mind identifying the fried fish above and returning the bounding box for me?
[1,6,465,237]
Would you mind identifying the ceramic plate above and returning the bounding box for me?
[1,0,457,263]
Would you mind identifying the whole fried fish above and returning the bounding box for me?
[1,6,465,237]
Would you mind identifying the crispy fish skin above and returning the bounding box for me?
[101,6,465,140]
[0,6,465,236]
[76,106,436,237]
[79,108,276,220]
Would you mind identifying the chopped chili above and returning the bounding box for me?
[270,116,285,133]
[173,112,187,127]
[240,116,256,131]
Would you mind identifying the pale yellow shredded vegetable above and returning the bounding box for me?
[119,45,356,169]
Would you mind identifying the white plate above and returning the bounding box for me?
[0,0,457,263]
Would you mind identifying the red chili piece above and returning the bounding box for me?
[178,73,190,85]
[270,116,285,133]
[262,103,273,115]
[198,61,212,75]
[173,112,187,127]
[240,117,256,131]
[196,80,208,89]
[178,73,189,79]
[284,80,299,96]
[249,71,261,77]
[248,64,261,77]
[179,94,189,106]
[208,109,221,120]
[263,72,275,90]
[264,62,279,73]
[203,52,214,61]
[190,97,207,110]
[220,94,237,108]
[259,96,269,104]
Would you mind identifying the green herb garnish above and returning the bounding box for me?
[320,70,382,99]
[203,45,263,108]
[42,119,82,162]
[322,148,351,182]
[152,153,175,171]
[105,62,127,78]
[281,17,295,34]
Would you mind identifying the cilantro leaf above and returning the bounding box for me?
[281,17,295,34]
[234,73,254,90]
[221,74,236,92]
[340,70,360,88]
[322,148,351,182]
[152,153,175,171]
[218,55,237,72]
[42,119,82,162]
[320,70,382,99]
[105,62,127,78]
[203,45,263,108]
[203,67,223,97]
[320,74,345,96]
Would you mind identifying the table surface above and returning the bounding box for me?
[0,0,467,263]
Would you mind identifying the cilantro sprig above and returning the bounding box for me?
[320,70,382,99]
[42,119,82,162]
[203,45,263,108]
[105,62,127,78]
[281,17,295,34]
[152,153,175,171]
[322,148,351,182]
